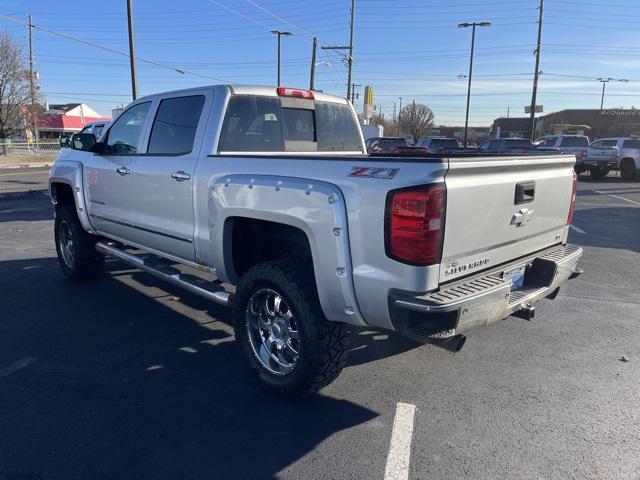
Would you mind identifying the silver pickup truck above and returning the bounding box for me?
[49,85,583,398]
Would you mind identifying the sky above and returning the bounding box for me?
[2,0,640,126]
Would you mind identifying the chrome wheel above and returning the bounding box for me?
[245,288,300,375]
[58,221,75,268]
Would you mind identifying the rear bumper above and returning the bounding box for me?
[582,159,618,169]
[389,243,583,340]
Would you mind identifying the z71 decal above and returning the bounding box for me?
[347,167,399,179]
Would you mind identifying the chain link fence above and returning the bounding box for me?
[0,142,59,195]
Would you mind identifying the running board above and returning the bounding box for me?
[95,242,232,306]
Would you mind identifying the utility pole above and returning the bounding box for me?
[528,0,544,140]
[271,30,293,86]
[459,21,490,148]
[309,37,317,90]
[346,0,355,101]
[126,0,138,100]
[349,83,362,103]
[507,106,510,118]
[28,14,38,144]
[398,97,403,136]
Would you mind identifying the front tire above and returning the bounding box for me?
[233,259,349,399]
[620,160,638,181]
[55,205,104,280]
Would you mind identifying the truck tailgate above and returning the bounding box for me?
[587,146,618,161]
[440,154,575,282]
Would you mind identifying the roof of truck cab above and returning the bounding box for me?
[135,84,349,105]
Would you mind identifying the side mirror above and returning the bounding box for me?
[71,133,97,152]
[60,136,70,148]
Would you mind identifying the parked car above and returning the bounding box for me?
[50,84,583,398]
[479,138,557,155]
[80,121,109,140]
[582,141,619,178]
[60,122,109,148]
[416,137,462,154]
[365,136,408,154]
[535,134,617,177]
[591,137,640,180]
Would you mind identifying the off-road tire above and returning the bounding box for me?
[54,205,104,280]
[620,160,637,181]
[233,259,349,399]
[589,167,608,179]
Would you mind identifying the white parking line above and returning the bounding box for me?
[594,190,640,206]
[384,402,417,480]
[0,357,36,378]
[569,225,586,234]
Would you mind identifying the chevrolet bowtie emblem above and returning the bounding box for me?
[511,207,534,226]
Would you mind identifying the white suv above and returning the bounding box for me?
[591,137,640,180]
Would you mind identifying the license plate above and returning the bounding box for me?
[503,265,526,290]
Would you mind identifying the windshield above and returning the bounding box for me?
[430,139,459,148]
[504,139,533,149]
[379,138,407,148]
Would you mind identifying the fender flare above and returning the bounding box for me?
[208,174,366,326]
[49,161,95,234]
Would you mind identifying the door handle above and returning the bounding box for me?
[171,171,191,181]
[116,167,130,176]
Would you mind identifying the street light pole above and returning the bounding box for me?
[271,30,292,86]
[459,21,490,148]
[598,77,629,111]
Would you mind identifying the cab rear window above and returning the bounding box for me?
[560,137,589,147]
[218,95,362,153]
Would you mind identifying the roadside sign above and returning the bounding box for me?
[525,105,543,113]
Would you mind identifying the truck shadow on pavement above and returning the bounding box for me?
[0,192,53,222]
[0,256,378,480]
[122,265,424,369]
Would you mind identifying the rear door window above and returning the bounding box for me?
[147,95,205,155]
[622,139,640,148]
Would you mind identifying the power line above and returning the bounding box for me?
[0,13,228,82]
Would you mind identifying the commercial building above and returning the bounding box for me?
[38,103,108,140]
[491,108,640,140]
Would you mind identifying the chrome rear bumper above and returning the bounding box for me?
[389,243,583,340]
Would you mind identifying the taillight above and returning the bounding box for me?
[276,87,314,99]
[385,185,446,266]
[580,150,587,158]
[567,171,578,225]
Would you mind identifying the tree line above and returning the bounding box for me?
[369,101,435,142]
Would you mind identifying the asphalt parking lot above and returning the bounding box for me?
[1,175,639,480]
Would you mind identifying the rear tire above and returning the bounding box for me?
[589,167,608,179]
[620,160,638,181]
[55,205,104,280]
[233,259,349,399]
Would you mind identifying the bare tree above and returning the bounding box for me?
[369,113,398,136]
[0,33,33,141]
[399,101,435,142]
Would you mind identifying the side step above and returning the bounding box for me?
[95,242,232,306]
